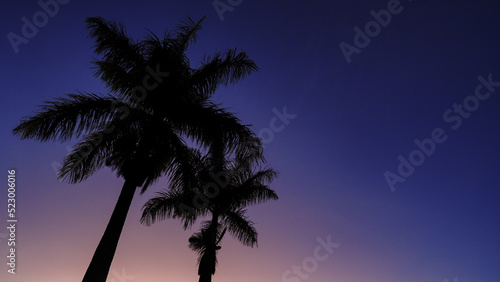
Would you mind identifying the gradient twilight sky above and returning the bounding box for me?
[1,0,500,281]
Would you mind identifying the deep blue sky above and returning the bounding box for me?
[1,0,500,281]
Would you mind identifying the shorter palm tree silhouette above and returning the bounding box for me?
[141,146,278,282]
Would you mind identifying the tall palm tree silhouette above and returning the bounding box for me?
[141,143,278,282]
[13,16,260,282]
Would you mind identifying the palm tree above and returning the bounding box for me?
[141,146,278,282]
[12,16,261,282]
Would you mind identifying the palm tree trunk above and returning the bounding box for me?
[198,257,214,282]
[200,144,223,282]
[82,180,137,282]
[198,212,219,282]
[199,272,212,282]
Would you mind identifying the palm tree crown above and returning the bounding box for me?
[141,147,278,281]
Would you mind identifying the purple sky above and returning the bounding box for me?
[1,0,500,281]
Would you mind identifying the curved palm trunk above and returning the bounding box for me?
[198,212,219,282]
[82,180,137,282]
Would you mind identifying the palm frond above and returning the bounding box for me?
[174,101,263,161]
[174,16,206,51]
[222,209,258,247]
[12,93,124,142]
[57,105,151,183]
[188,231,207,254]
[58,129,114,183]
[91,60,135,95]
[167,147,203,191]
[86,17,142,66]
[230,184,278,210]
[86,17,145,96]
[236,168,278,187]
[223,169,278,209]
[191,49,259,99]
[140,190,206,228]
